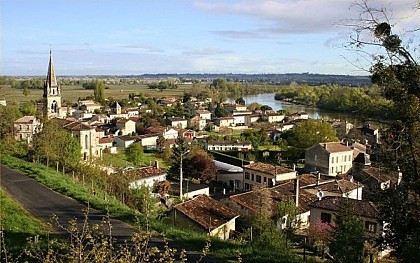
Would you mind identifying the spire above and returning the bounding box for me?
[46,49,58,88]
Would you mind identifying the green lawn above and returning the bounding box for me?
[101,151,170,170]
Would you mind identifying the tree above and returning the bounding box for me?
[281,119,338,149]
[125,142,144,166]
[347,2,420,261]
[183,147,217,182]
[20,101,36,116]
[329,199,366,263]
[156,180,171,197]
[235,97,245,105]
[168,136,190,179]
[0,103,22,140]
[93,80,106,105]
[241,128,267,149]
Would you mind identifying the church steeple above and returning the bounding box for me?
[46,49,58,89]
[43,50,62,119]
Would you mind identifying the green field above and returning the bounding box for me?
[0,83,193,104]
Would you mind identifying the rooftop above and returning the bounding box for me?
[243,162,295,176]
[310,196,379,219]
[174,195,238,232]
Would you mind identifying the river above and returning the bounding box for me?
[227,93,360,122]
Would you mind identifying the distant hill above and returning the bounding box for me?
[117,73,371,86]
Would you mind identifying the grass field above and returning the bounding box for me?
[0,83,193,104]
[0,187,50,254]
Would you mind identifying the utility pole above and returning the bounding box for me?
[179,150,189,199]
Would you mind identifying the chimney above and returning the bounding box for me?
[154,160,159,169]
[294,178,299,207]
[317,172,320,185]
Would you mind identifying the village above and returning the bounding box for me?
[2,51,401,261]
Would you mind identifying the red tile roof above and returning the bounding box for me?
[175,195,238,231]
[124,166,166,180]
[243,162,295,176]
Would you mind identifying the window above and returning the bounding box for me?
[256,175,261,183]
[344,155,347,162]
[251,174,254,181]
[85,134,89,149]
[349,155,352,161]
[331,167,334,174]
[263,177,267,183]
[27,125,30,130]
[365,221,377,233]
[245,172,250,180]
[321,212,332,223]
[331,157,334,164]
[336,156,338,163]
[244,183,250,191]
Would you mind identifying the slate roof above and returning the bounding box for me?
[243,162,295,176]
[310,196,379,219]
[174,195,239,232]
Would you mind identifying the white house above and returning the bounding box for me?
[206,141,252,151]
[115,118,136,136]
[168,117,188,129]
[196,110,212,120]
[114,135,140,148]
[214,117,235,128]
[305,142,353,176]
[14,116,42,144]
[126,164,167,189]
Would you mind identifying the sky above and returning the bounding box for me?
[1,0,419,76]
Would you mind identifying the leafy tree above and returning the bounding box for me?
[0,104,22,140]
[214,105,230,118]
[347,2,420,262]
[125,142,144,166]
[260,105,273,111]
[183,146,217,182]
[156,180,171,197]
[93,80,106,105]
[20,101,37,116]
[241,128,267,149]
[281,120,338,149]
[235,97,245,105]
[247,102,262,111]
[329,199,366,263]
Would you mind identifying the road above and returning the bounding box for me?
[1,165,219,262]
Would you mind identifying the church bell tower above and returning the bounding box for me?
[43,50,62,119]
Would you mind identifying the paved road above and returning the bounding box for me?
[1,166,218,262]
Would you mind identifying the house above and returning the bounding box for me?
[358,123,380,145]
[214,160,244,192]
[242,162,297,190]
[290,112,309,120]
[72,110,93,120]
[62,121,100,160]
[232,110,252,116]
[224,180,317,229]
[305,142,353,176]
[206,141,252,151]
[173,195,239,240]
[309,196,382,239]
[78,100,102,113]
[352,167,400,201]
[138,134,159,149]
[196,110,212,120]
[147,127,179,140]
[171,180,210,199]
[168,117,188,129]
[125,163,167,189]
[114,135,141,148]
[331,120,354,138]
[299,173,363,200]
[115,118,136,136]
[214,117,235,128]
[261,113,285,123]
[189,116,206,131]
[232,114,247,126]
[98,137,117,154]
[14,116,42,144]
[223,103,247,112]
[244,114,260,126]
